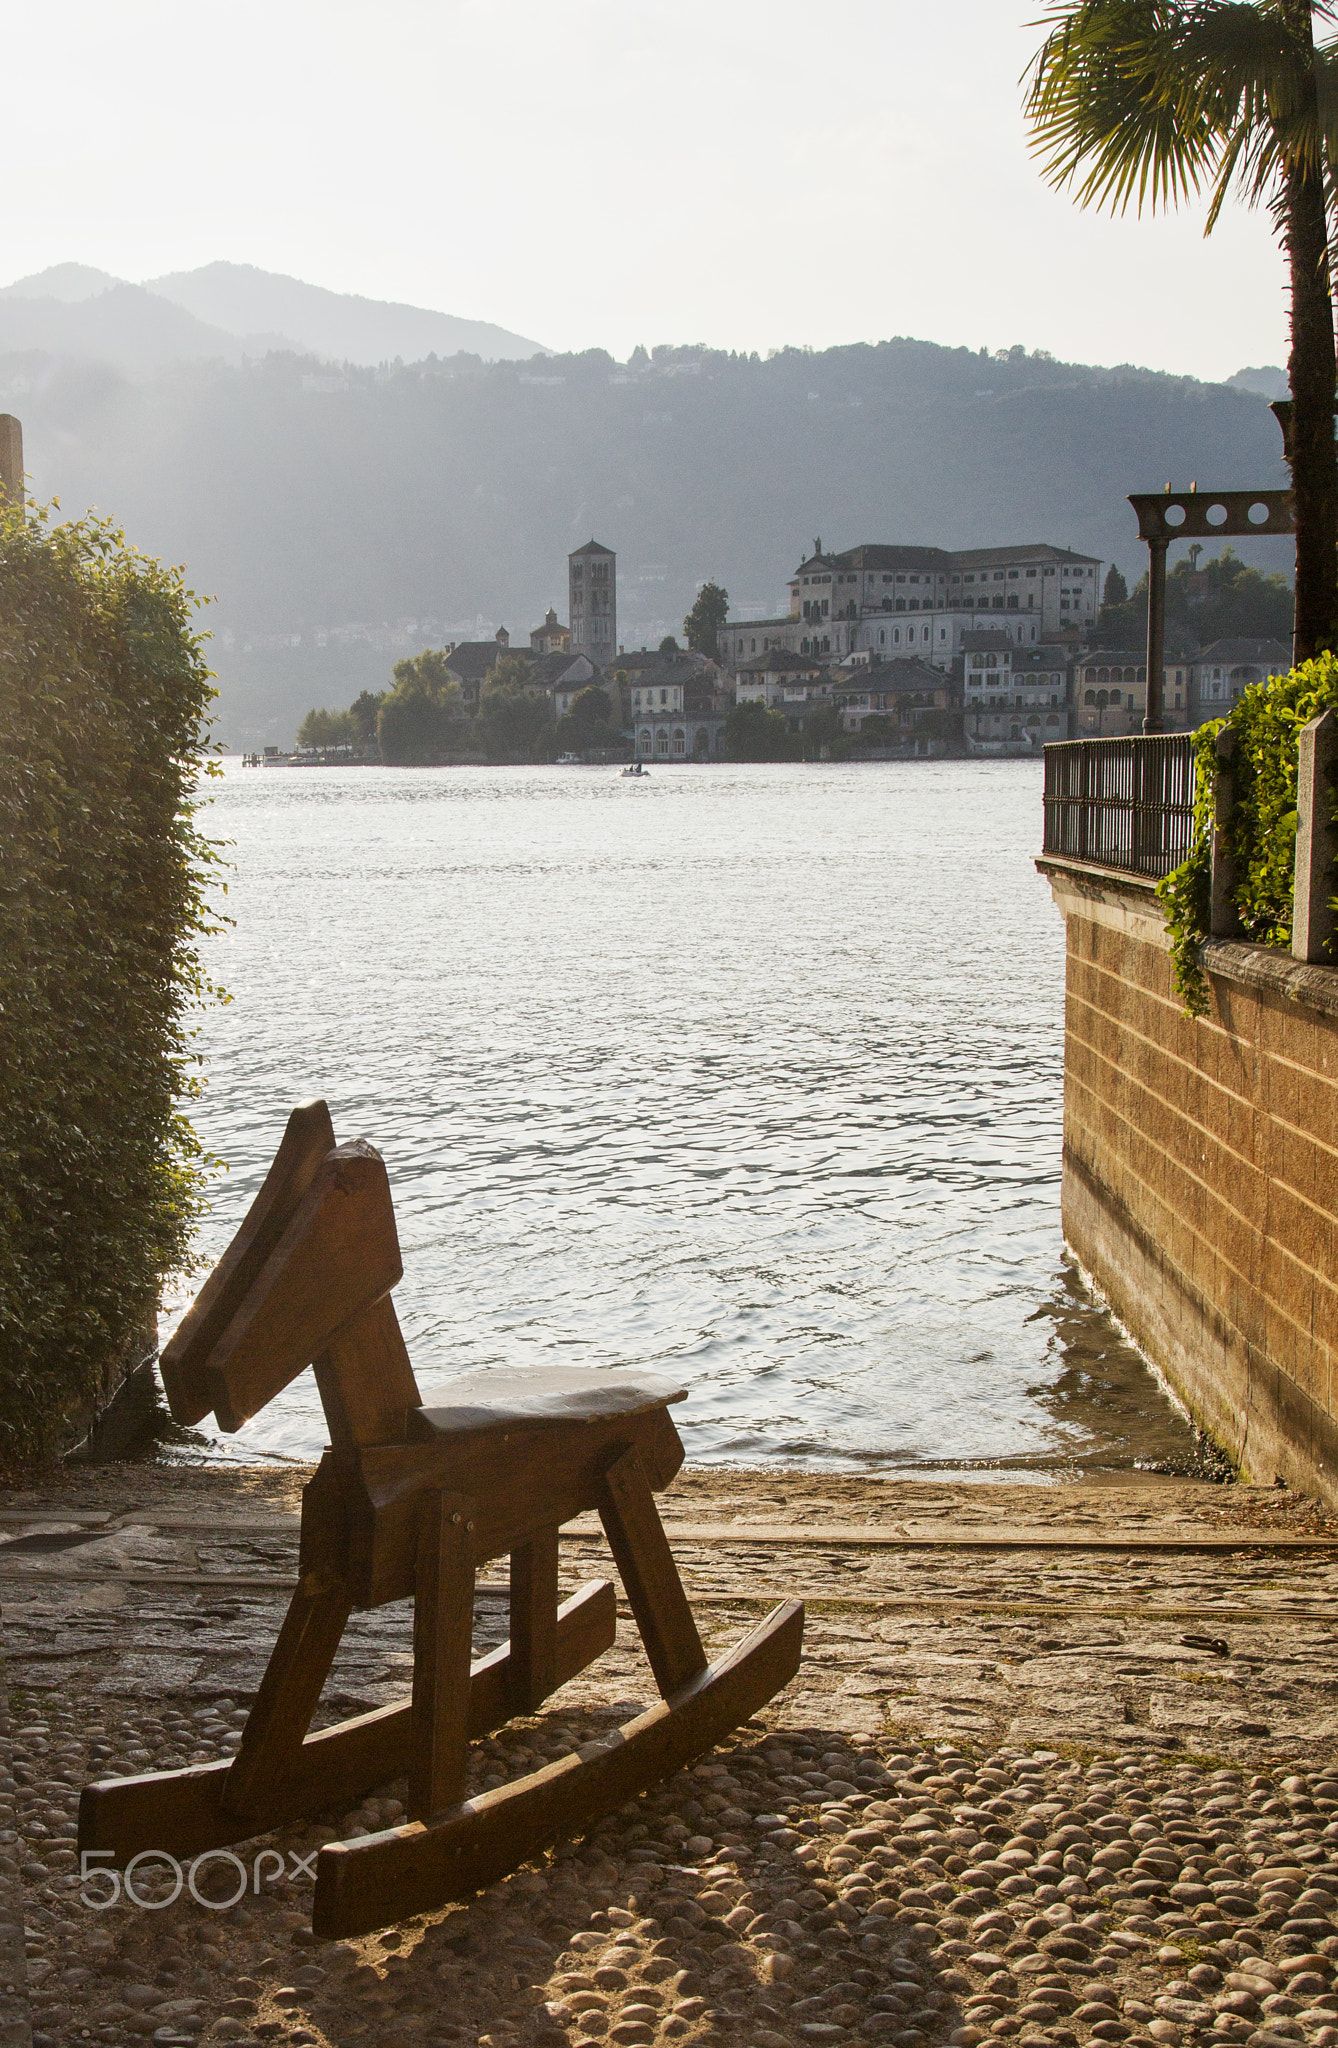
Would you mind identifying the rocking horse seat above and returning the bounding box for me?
[409,1366,687,1441]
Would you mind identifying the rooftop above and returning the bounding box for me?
[961,630,1019,653]
[737,648,823,674]
[444,640,522,682]
[1194,637,1292,663]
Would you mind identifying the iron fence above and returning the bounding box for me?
[1042,733,1198,879]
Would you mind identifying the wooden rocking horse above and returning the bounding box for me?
[78,1102,803,1937]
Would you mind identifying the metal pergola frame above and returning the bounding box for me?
[1127,486,1294,731]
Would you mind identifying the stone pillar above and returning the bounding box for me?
[1292,707,1338,962]
[0,414,21,513]
[1210,727,1243,937]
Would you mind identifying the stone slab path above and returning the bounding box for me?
[4,1465,1338,2048]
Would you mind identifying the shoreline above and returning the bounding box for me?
[6,1462,1338,2048]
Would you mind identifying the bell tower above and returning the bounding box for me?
[568,539,616,669]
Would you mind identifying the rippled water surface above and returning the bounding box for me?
[174,760,1202,1477]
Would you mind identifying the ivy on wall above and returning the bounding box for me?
[0,503,225,1462]
[1158,653,1338,1015]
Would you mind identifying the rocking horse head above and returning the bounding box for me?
[160,1100,403,1433]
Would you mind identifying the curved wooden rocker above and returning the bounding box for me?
[78,1102,803,1937]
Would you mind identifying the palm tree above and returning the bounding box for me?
[1025,0,1338,661]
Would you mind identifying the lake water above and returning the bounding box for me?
[170,759,1204,1479]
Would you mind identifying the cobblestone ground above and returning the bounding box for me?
[3,1467,1338,2048]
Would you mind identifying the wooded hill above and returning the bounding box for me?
[3,334,1291,743]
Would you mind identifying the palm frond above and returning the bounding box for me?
[1025,0,1234,213]
[1025,0,1338,228]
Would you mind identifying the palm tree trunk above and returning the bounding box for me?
[1282,0,1338,662]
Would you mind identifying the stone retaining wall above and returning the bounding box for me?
[1040,856,1338,1504]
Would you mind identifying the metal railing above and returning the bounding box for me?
[1042,734,1198,879]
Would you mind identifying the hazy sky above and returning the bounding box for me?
[10,0,1290,380]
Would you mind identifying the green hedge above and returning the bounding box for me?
[1158,653,1338,1015]
[0,504,223,1461]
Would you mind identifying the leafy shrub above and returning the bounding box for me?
[1157,652,1338,1015]
[0,503,223,1461]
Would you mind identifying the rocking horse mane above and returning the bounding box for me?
[160,1100,404,1433]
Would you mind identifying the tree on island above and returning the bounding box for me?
[554,684,621,755]
[349,689,385,748]
[684,581,729,659]
[1103,564,1129,610]
[1026,0,1338,659]
[799,699,849,760]
[1091,544,1294,646]
[296,705,356,749]
[724,699,797,760]
[377,649,463,765]
[477,653,555,760]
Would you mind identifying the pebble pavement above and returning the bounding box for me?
[5,1465,1338,2048]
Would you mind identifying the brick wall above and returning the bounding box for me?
[1042,856,1338,1502]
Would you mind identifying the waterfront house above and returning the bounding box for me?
[966,634,1073,751]
[1073,651,1149,737]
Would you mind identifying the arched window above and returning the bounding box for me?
[1084,689,1095,705]
[1110,689,1122,706]
[672,727,686,757]
[1097,667,1109,685]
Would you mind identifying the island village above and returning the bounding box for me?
[268,536,1293,766]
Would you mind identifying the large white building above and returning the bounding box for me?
[722,540,1102,673]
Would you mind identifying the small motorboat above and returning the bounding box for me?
[556,752,581,765]
[620,763,650,777]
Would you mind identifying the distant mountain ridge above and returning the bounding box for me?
[146,263,549,368]
[0,281,293,374]
[0,262,548,373]
[0,302,1294,744]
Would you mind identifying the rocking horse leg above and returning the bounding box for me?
[408,1490,476,1820]
[313,1596,805,1939]
[598,1443,706,1695]
[77,1579,617,1868]
[222,1570,353,1819]
[508,1526,559,1713]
